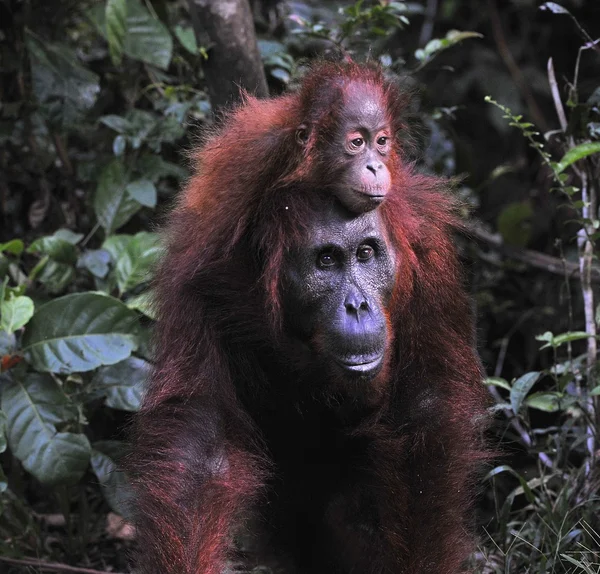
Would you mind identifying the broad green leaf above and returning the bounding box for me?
[106,0,127,66]
[78,249,111,279]
[136,153,188,181]
[24,31,100,129]
[100,110,158,150]
[510,371,540,415]
[91,356,149,411]
[102,234,133,263]
[89,0,173,70]
[555,142,600,174]
[415,29,482,64]
[552,331,591,345]
[54,229,84,244]
[34,261,75,294]
[174,25,197,55]
[524,392,576,412]
[1,373,90,484]
[94,159,141,235]
[100,114,132,133]
[590,385,600,396]
[126,179,157,208]
[22,292,139,374]
[114,232,161,293]
[126,290,156,320]
[91,441,133,517]
[0,295,34,335]
[537,330,590,349]
[27,230,80,293]
[27,232,79,264]
[484,377,511,391]
[0,240,24,256]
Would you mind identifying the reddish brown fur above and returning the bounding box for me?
[129,61,488,574]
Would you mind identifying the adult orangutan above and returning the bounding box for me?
[128,61,488,574]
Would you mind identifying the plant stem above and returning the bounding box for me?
[577,168,598,472]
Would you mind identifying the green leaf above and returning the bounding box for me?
[0,295,34,335]
[126,290,156,319]
[484,377,511,391]
[78,249,111,279]
[0,240,24,256]
[539,2,571,15]
[126,179,157,208]
[114,232,161,293]
[27,232,80,264]
[136,153,188,181]
[55,229,84,244]
[510,371,540,415]
[89,0,173,70]
[91,441,133,517]
[590,385,600,396]
[100,114,132,133]
[113,134,126,156]
[91,356,149,411]
[173,25,197,55]
[24,31,100,130]
[94,159,141,235]
[35,261,75,294]
[1,373,91,485]
[555,142,600,174]
[537,330,590,349]
[102,234,132,263]
[22,292,140,374]
[106,0,127,66]
[415,29,482,64]
[524,392,576,412]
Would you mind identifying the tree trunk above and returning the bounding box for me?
[187,0,269,114]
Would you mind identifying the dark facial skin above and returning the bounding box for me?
[297,81,393,214]
[283,202,396,383]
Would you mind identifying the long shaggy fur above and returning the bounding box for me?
[128,61,488,574]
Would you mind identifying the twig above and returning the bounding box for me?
[487,0,549,133]
[577,168,598,472]
[51,133,74,176]
[463,222,600,283]
[0,556,125,574]
[547,58,568,133]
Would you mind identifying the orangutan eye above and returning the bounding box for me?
[377,136,388,146]
[357,245,374,261]
[317,250,337,267]
[350,137,364,148]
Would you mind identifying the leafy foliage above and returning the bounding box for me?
[1,0,599,572]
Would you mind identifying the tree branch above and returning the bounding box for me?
[464,222,600,283]
[187,0,269,114]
